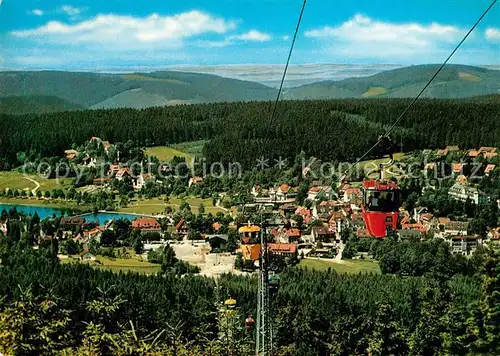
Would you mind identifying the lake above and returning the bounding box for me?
[0,203,146,226]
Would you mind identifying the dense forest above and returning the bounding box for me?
[1,239,499,355]
[0,98,499,170]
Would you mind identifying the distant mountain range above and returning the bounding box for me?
[168,64,404,87]
[284,64,500,100]
[0,64,498,114]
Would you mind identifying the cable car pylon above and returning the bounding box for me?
[255,215,272,356]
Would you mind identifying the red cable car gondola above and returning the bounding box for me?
[245,314,255,331]
[362,179,400,238]
[361,137,401,238]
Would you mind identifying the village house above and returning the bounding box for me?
[342,188,362,203]
[134,173,154,190]
[207,234,229,251]
[108,164,121,176]
[436,148,448,156]
[116,168,130,181]
[268,243,297,258]
[447,235,482,255]
[102,141,113,154]
[424,162,436,171]
[443,221,469,236]
[280,203,297,216]
[446,145,460,152]
[212,222,222,232]
[84,226,104,243]
[188,176,204,187]
[311,226,336,243]
[479,146,497,154]
[400,213,410,225]
[64,149,79,160]
[448,182,489,205]
[469,147,497,159]
[269,184,296,202]
[419,213,436,229]
[313,200,346,218]
[294,207,312,224]
[455,174,468,185]
[131,218,162,234]
[451,163,465,175]
[175,218,189,237]
[272,228,301,244]
[328,211,348,236]
[487,227,500,242]
[485,164,496,176]
[484,152,498,159]
[59,217,85,231]
[251,185,266,197]
[285,228,301,243]
[468,150,480,158]
[0,222,7,235]
[307,186,332,201]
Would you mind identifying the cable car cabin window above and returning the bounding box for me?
[365,190,399,212]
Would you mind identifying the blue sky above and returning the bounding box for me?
[0,0,498,70]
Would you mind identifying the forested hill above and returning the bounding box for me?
[0,98,498,169]
[285,64,500,100]
[0,65,499,114]
[0,70,277,112]
[0,95,83,115]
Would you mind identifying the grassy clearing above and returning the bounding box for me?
[170,140,207,157]
[300,258,381,275]
[362,87,388,97]
[117,196,225,215]
[354,152,406,179]
[458,72,481,82]
[144,146,194,164]
[0,171,72,192]
[62,255,161,275]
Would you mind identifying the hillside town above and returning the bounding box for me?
[2,141,500,277]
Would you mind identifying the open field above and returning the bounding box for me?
[144,146,194,164]
[362,87,388,97]
[170,140,207,157]
[61,255,161,275]
[300,258,381,275]
[122,74,187,85]
[0,171,72,192]
[458,72,481,82]
[354,152,406,179]
[118,196,225,215]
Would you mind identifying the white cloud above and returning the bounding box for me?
[196,39,233,48]
[230,30,271,42]
[282,35,290,41]
[11,11,237,46]
[60,5,84,16]
[29,9,44,16]
[305,14,464,59]
[485,28,500,42]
